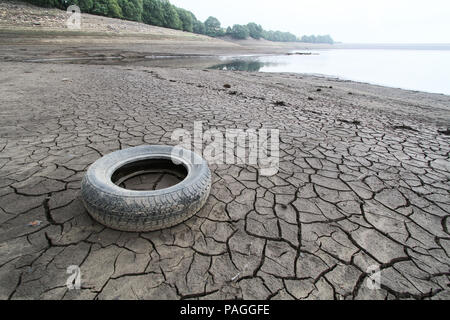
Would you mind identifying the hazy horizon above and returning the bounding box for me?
[170,0,450,44]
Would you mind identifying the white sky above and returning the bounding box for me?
[170,0,450,43]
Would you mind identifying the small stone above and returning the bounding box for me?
[28,220,42,227]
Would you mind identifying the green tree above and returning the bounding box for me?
[78,0,93,12]
[176,8,194,32]
[63,0,93,12]
[301,35,316,43]
[230,24,249,39]
[204,16,221,37]
[262,29,298,42]
[118,0,143,21]
[142,0,164,26]
[78,0,95,11]
[193,19,205,34]
[316,34,334,44]
[91,0,122,18]
[161,0,182,29]
[246,22,263,39]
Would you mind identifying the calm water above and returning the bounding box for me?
[211,49,450,95]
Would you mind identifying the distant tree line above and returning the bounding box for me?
[224,23,298,42]
[22,0,333,43]
[300,34,334,44]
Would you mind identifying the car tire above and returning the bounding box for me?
[81,145,211,232]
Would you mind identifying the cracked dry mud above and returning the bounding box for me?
[0,62,449,300]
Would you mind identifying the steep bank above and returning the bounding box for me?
[0,0,328,61]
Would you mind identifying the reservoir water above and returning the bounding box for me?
[211,48,450,95]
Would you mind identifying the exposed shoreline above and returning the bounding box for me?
[1,1,449,301]
[1,61,449,299]
[2,61,449,128]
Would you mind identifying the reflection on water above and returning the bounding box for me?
[209,60,267,71]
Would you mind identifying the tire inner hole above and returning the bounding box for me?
[111,159,188,191]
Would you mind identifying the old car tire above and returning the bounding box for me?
[81,145,211,232]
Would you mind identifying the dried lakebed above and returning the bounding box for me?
[0,62,449,300]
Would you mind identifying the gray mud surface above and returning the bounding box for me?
[0,60,449,300]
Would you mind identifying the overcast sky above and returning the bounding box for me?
[170,0,450,43]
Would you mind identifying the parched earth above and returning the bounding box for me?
[0,61,449,300]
